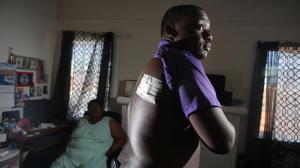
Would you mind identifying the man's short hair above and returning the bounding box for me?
[160,5,203,36]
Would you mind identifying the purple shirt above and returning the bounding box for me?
[154,39,221,118]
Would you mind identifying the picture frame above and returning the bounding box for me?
[36,85,42,96]
[16,71,34,87]
[15,56,24,69]
[23,57,31,69]
[29,59,38,70]
[124,80,137,97]
[14,55,43,71]
[15,87,25,107]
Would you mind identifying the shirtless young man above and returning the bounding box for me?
[119,5,235,168]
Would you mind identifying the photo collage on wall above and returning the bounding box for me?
[13,55,48,107]
[0,63,16,108]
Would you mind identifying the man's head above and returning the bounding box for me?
[87,99,103,119]
[161,5,213,59]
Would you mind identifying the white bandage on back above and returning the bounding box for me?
[136,74,162,104]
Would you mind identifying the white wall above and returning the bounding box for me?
[205,0,300,106]
[0,0,57,97]
[56,0,300,153]
[57,0,300,104]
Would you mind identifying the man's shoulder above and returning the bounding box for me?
[147,58,163,69]
[143,57,164,79]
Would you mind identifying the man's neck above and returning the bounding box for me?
[161,37,189,50]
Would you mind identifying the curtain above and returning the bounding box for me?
[97,32,114,110]
[261,48,279,139]
[53,31,114,120]
[53,31,74,121]
[247,41,279,168]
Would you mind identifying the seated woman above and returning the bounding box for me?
[51,99,126,168]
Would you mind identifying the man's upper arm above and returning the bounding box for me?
[188,107,235,154]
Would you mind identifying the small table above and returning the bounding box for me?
[12,124,72,166]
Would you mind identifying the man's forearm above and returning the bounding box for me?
[189,107,236,154]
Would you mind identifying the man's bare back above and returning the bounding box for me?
[119,58,200,168]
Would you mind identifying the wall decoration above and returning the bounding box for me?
[30,86,35,97]
[124,80,137,97]
[43,85,48,94]
[12,55,45,71]
[15,57,24,69]
[0,63,16,108]
[23,57,31,69]
[15,87,24,107]
[29,59,38,70]
[16,72,34,87]
[9,53,48,101]
[0,63,16,90]
[36,85,42,96]
[23,87,30,100]
[36,60,45,84]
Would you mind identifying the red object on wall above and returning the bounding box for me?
[16,72,34,87]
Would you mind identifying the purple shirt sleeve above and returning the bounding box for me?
[156,46,221,118]
[176,53,221,118]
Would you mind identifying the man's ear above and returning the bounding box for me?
[165,23,178,39]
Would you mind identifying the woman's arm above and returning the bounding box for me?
[106,118,127,157]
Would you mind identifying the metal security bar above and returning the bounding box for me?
[271,42,300,168]
[273,42,300,142]
[68,32,104,119]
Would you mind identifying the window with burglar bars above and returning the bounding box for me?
[259,42,300,142]
[257,42,300,168]
[272,43,300,142]
[68,32,104,119]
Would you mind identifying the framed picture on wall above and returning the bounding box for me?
[29,59,38,70]
[124,80,137,97]
[36,85,42,96]
[22,57,31,69]
[16,71,34,87]
[15,57,24,69]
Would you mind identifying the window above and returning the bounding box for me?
[272,45,300,142]
[54,31,113,120]
[68,32,104,119]
[258,42,300,142]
